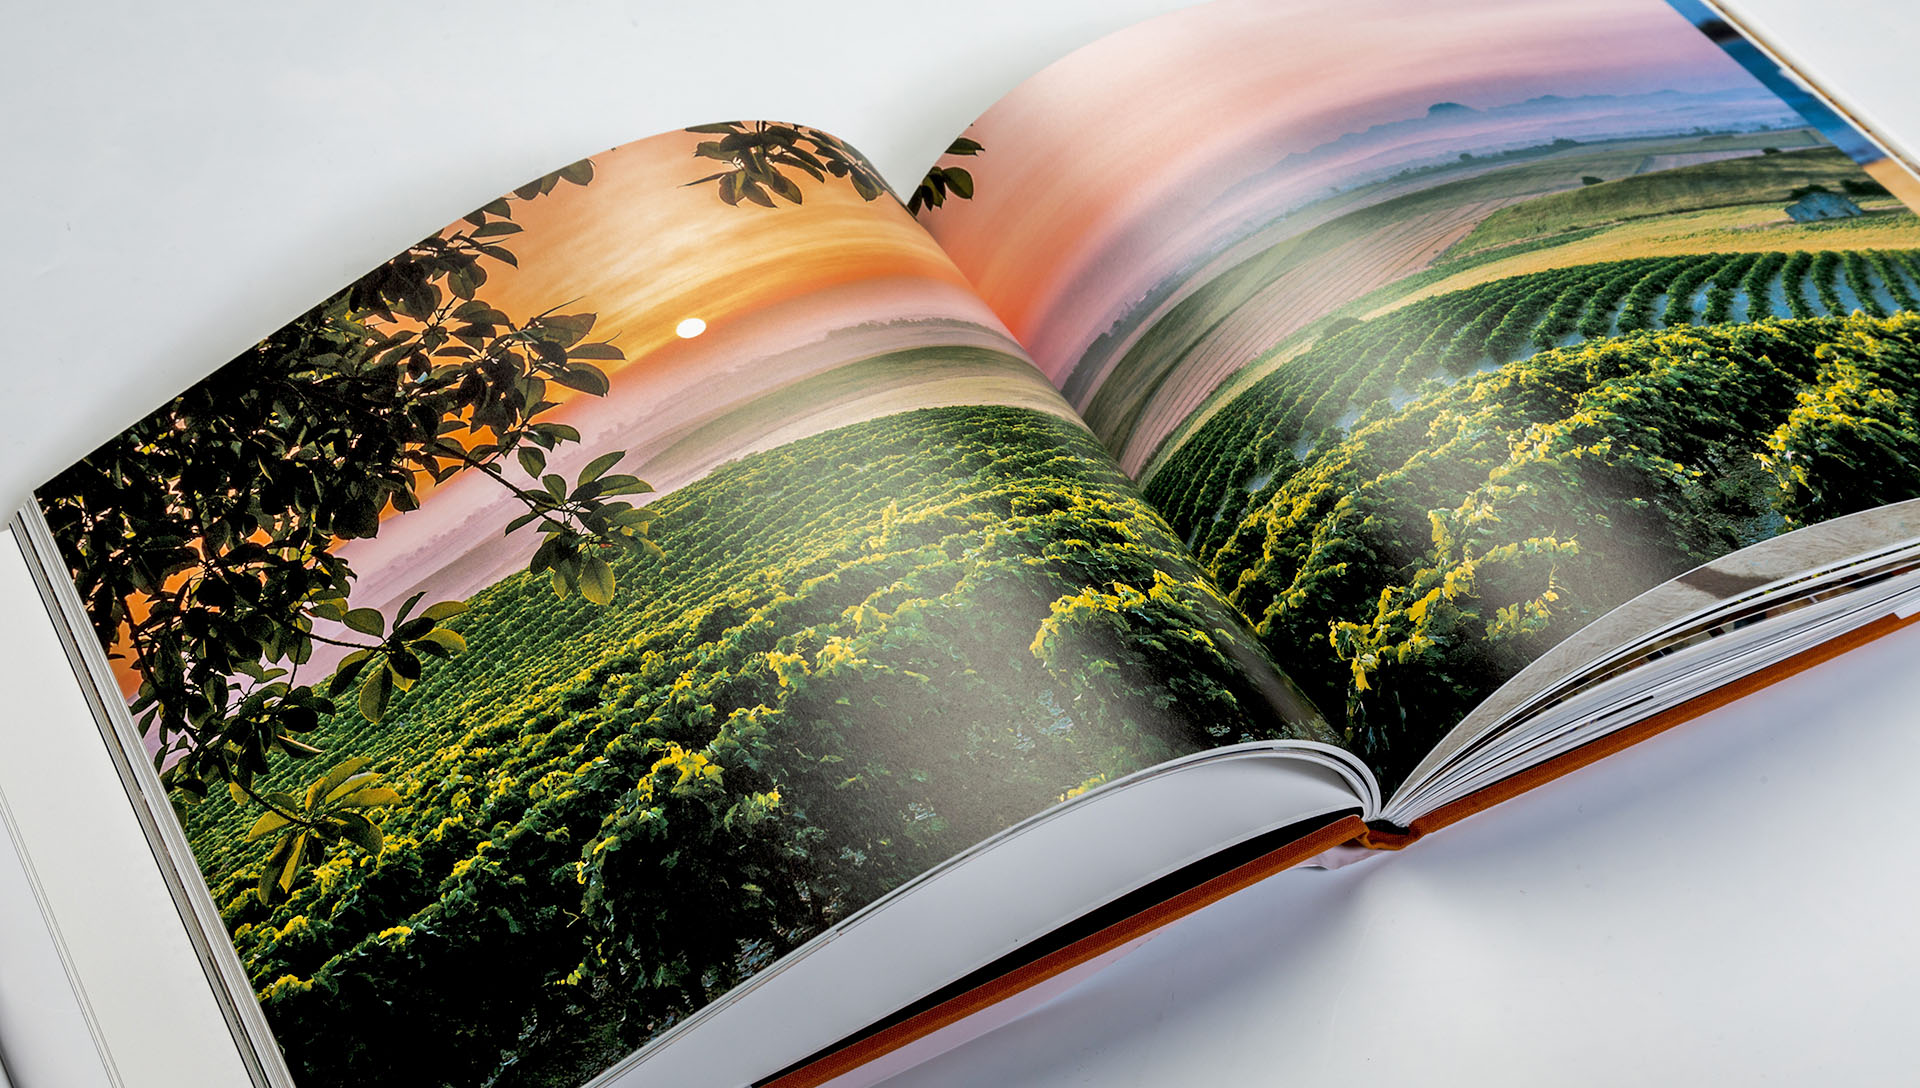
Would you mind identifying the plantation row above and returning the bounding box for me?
[1145,248,1920,557]
[186,404,1326,1088]
[1151,312,1920,789]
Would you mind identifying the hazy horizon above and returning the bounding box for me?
[920,0,1792,398]
[102,125,1076,695]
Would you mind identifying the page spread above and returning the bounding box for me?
[11,0,1920,1085]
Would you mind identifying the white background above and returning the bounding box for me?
[3,2,1919,1086]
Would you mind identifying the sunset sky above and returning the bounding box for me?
[95,125,1072,694]
[325,127,1066,621]
[919,0,1772,386]
[471,129,974,396]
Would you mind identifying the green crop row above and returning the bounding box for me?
[1168,312,1920,791]
[184,404,1326,1087]
[1146,248,1920,560]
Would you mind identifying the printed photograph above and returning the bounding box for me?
[919,0,1920,786]
[35,124,1323,1085]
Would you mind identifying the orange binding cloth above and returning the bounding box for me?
[759,813,1367,1088]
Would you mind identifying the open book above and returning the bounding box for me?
[7,0,1920,1084]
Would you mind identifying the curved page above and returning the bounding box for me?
[593,742,1367,1088]
[919,0,1920,795]
[29,125,1330,1086]
[1396,499,1920,801]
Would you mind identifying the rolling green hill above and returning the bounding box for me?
[1148,312,1920,788]
[1454,147,1880,254]
[188,403,1321,1088]
[1144,247,1920,512]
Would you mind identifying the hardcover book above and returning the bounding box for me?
[5,0,1920,1084]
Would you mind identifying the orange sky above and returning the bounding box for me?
[109,125,1043,698]
[472,128,973,412]
[919,0,1761,383]
[322,126,1041,613]
[363,127,985,518]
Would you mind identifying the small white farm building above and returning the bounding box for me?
[1785,190,1864,222]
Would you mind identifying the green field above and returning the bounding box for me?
[1097,133,1920,477]
[1076,144,1664,450]
[1453,147,1883,255]
[1146,247,1920,551]
[188,404,1323,1088]
[1145,310,1920,787]
[1386,199,1920,312]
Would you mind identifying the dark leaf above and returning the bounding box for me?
[579,450,624,486]
[552,364,610,396]
[333,811,385,855]
[358,667,393,723]
[581,554,616,605]
[567,342,624,361]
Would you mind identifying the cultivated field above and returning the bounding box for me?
[1089,131,1862,475]
[1129,136,1920,479]
[1147,247,1920,556]
[1098,196,1530,475]
[186,404,1315,1088]
[1143,312,1920,788]
[1381,199,1920,312]
[1451,146,1880,254]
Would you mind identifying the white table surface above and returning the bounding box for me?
[4,2,1919,1086]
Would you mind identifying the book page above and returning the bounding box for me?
[26,123,1343,1087]
[916,0,1920,793]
